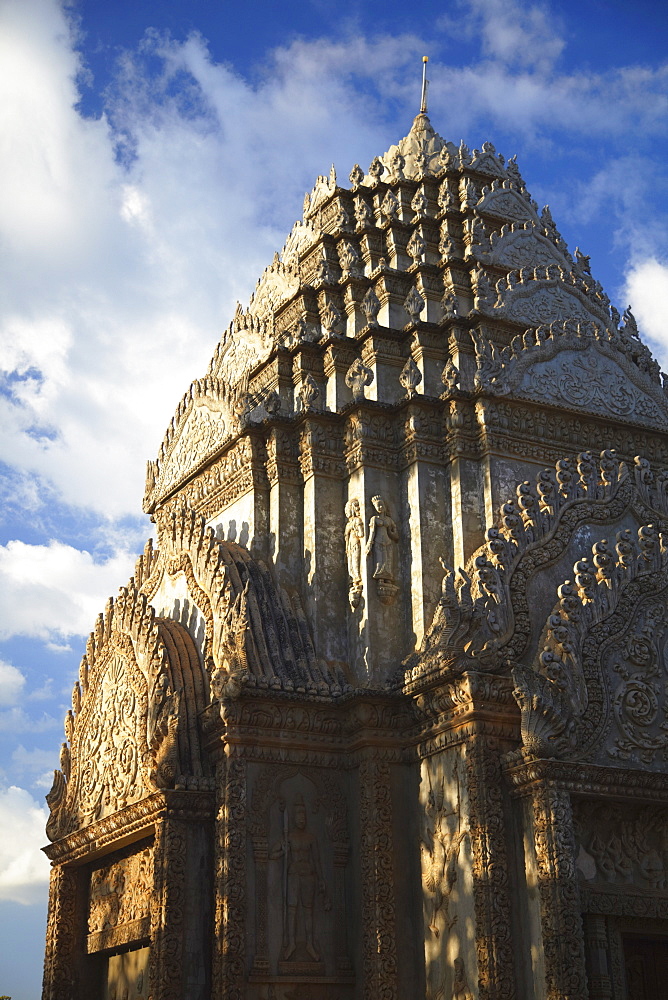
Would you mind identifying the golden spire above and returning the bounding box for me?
[420,56,429,114]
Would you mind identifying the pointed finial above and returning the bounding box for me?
[420,56,429,114]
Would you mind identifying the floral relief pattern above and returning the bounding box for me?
[526,352,661,422]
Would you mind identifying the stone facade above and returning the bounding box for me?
[42,113,668,1000]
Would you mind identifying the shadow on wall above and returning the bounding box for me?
[171,597,206,653]
[215,519,250,549]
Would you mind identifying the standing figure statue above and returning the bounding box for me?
[344,498,365,609]
[365,495,399,582]
[272,796,328,962]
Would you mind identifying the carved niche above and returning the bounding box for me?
[248,766,352,998]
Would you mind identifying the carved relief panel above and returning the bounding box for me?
[602,596,668,768]
[88,841,154,954]
[419,754,475,1000]
[62,643,152,835]
[247,766,353,1000]
[575,801,668,900]
[520,349,667,427]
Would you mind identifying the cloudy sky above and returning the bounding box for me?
[1,0,667,994]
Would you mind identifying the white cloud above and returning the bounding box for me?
[0,784,50,904]
[624,258,668,369]
[0,660,26,706]
[11,745,59,792]
[0,539,136,640]
[0,0,666,527]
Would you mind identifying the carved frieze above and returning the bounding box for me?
[574,801,668,892]
[87,844,153,953]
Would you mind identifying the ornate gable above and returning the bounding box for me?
[45,585,208,842]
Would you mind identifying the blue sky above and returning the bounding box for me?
[1,0,667,995]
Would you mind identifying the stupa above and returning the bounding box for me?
[42,99,668,1000]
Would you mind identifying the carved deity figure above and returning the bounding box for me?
[344,499,365,608]
[365,495,399,583]
[272,798,328,962]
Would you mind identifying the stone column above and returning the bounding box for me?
[464,734,517,1000]
[42,864,80,1000]
[530,784,588,1000]
[583,914,612,1000]
[358,753,398,1000]
[149,817,188,1000]
[333,842,352,974]
[265,426,302,591]
[298,414,347,663]
[251,837,269,975]
[211,749,247,1000]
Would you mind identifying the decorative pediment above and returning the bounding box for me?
[247,255,300,326]
[483,224,571,272]
[404,452,668,692]
[212,312,275,386]
[472,315,668,428]
[379,113,451,181]
[519,348,668,428]
[513,524,668,767]
[475,181,540,224]
[468,142,507,178]
[495,274,609,328]
[144,377,237,510]
[46,585,207,842]
[281,219,319,269]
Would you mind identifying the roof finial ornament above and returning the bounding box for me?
[420,55,429,114]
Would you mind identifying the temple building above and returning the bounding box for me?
[42,108,668,1000]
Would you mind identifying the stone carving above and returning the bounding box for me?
[404,286,425,323]
[574,801,668,889]
[344,498,365,609]
[441,358,460,394]
[380,188,399,223]
[88,846,153,951]
[368,156,384,186]
[361,285,381,326]
[513,522,668,761]
[421,770,465,938]
[365,495,399,604]
[354,195,374,229]
[338,240,361,277]
[452,958,474,1000]
[271,796,330,962]
[411,188,428,220]
[359,756,398,1000]
[407,229,426,263]
[525,350,664,424]
[349,163,364,190]
[319,297,345,337]
[345,357,374,402]
[399,357,422,398]
[297,374,320,412]
[470,264,496,312]
[441,291,459,320]
[146,381,234,508]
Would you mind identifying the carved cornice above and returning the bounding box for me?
[503,752,668,802]
[43,789,215,865]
